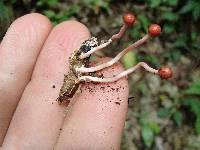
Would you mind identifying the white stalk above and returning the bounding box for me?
[79,25,128,59]
[79,62,158,83]
[77,34,150,73]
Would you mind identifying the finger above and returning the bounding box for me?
[55,58,129,150]
[2,21,91,149]
[0,13,52,144]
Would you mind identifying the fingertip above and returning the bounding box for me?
[56,57,129,149]
[53,20,91,44]
[0,13,52,145]
[24,13,52,27]
[6,13,52,37]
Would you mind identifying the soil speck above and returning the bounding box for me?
[115,102,120,105]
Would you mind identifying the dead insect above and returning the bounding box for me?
[57,13,173,104]
[57,37,98,103]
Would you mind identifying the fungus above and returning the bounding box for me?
[57,12,172,103]
[76,14,172,82]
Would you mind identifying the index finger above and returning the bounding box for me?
[2,21,91,149]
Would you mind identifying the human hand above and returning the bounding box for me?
[0,13,128,149]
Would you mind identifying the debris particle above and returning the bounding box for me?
[115,102,120,105]
[111,87,115,91]
[128,96,134,100]
[100,86,105,90]
[52,85,56,88]
[128,96,134,104]
[116,88,119,92]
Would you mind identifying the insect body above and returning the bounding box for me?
[57,13,172,104]
[57,37,98,103]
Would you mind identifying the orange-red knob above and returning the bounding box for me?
[123,13,136,26]
[148,24,161,36]
[158,67,172,79]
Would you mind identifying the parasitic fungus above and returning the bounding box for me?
[57,12,172,104]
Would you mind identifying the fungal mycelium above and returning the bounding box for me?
[57,12,173,104]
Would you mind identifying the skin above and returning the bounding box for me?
[0,13,129,150]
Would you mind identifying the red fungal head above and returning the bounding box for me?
[158,67,172,79]
[123,13,136,26]
[148,24,161,36]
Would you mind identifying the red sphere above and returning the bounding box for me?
[158,67,172,79]
[123,13,136,26]
[148,24,161,36]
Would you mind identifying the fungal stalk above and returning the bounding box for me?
[76,20,171,83]
[57,12,172,103]
[76,34,150,73]
[79,62,158,82]
[79,13,136,59]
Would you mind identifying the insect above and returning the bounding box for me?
[57,13,173,104]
